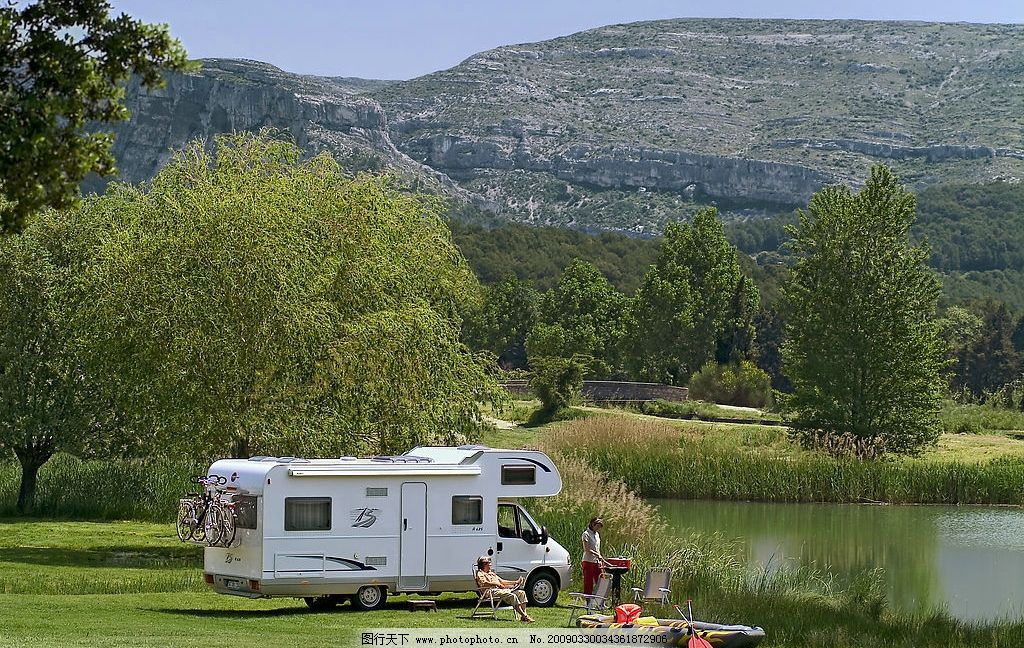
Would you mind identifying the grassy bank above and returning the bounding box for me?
[939,399,1024,435]
[543,415,1024,505]
[634,399,783,425]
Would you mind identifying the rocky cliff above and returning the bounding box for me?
[85,59,470,201]
[101,19,1024,233]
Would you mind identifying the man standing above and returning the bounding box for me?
[581,517,609,595]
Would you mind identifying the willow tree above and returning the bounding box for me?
[40,132,498,458]
[783,166,947,456]
[0,234,116,511]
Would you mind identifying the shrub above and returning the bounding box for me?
[688,361,772,408]
[529,355,588,416]
[639,400,698,419]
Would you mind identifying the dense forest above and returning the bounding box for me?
[449,220,659,294]
[453,182,1024,310]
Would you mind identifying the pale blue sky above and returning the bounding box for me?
[110,1,1024,80]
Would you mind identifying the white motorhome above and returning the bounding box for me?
[201,445,572,610]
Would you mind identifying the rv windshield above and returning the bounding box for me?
[497,503,540,540]
[517,506,540,536]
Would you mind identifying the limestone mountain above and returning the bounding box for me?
[101,19,1023,233]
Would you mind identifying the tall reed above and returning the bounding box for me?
[547,416,1024,505]
[0,454,201,520]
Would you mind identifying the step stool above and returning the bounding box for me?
[409,599,438,612]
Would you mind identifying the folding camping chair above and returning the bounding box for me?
[566,572,613,626]
[631,567,672,606]
[470,565,518,620]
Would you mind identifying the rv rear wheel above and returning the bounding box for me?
[526,571,558,607]
[351,585,386,611]
[303,595,340,611]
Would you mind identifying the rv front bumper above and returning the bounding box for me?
[555,563,572,590]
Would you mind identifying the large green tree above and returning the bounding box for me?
[0,234,115,511]
[626,208,758,384]
[36,132,498,458]
[0,0,192,232]
[783,166,947,456]
[526,260,626,378]
[462,277,540,370]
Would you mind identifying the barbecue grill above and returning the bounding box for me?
[603,556,632,604]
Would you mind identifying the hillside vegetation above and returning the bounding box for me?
[453,181,1024,308]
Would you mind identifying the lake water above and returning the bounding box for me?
[653,499,1024,621]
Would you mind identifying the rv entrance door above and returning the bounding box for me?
[399,482,427,590]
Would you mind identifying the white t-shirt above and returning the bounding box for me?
[581,527,601,563]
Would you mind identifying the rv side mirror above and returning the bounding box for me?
[540,526,549,545]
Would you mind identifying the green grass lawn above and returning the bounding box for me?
[0,590,585,648]
[0,520,576,647]
[3,519,1023,648]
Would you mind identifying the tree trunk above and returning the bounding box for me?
[16,454,45,514]
[232,435,250,459]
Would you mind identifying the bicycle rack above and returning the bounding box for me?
[176,490,240,547]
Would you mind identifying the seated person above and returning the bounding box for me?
[474,555,534,623]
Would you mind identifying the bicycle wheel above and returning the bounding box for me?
[175,500,194,542]
[204,503,223,546]
[192,503,208,543]
[219,504,237,547]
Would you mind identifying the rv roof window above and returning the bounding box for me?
[452,496,483,525]
[501,465,536,485]
[285,497,331,531]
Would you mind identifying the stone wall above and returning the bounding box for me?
[502,380,688,403]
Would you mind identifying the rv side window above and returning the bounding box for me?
[285,497,331,531]
[233,495,258,529]
[452,496,483,525]
[501,465,536,485]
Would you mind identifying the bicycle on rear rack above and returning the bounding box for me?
[176,475,229,545]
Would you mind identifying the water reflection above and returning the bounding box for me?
[653,500,1024,621]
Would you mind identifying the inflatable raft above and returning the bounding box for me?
[577,614,766,648]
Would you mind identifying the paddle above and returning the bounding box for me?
[685,599,713,648]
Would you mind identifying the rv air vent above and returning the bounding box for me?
[365,556,387,566]
[277,457,310,464]
[366,487,388,497]
[371,455,433,464]
[248,456,269,461]
[457,444,490,450]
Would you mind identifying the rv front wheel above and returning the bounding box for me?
[526,571,558,607]
[351,585,386,611]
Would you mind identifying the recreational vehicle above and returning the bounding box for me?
[199,445,572,610]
